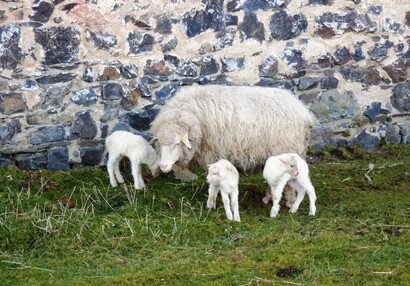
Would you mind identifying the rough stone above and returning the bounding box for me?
[222,56,245,72]
[70,110,98,140]
[225,14,238,26]
[242,0,290,12]
[182,0,225,38]
[155,14,173,34]
[34,26,80,65]
[210,74,227,85]
[0,24,22,70]
[80,146,104,166]
[101,101,120,122]
[82,66,94,82]
[98,66,121,81]
[332,46,351,65]
[362,68,382,87]
[310,89,361,123]
[48,147,70,171]
[238,12,265,43]
[382,59,408,83]
[29,125,66,144]
[308,0,334,5]
[227,0,242,12]
[382,18,401,33]
[89,31,117,49]
[21,79,40,91]
[194,76,210,85]
[0,119,21,145]
[0,92,25,115]
[196,56,219,76]
[144,59,174,76]
[390,81,409,112]
[352,47,365,61]
[406,11,410,28]
[15,153,48,170]
[280,49,307,70]
[127,109,160,131]
[339,66,362,83]
[269,11,307,41]
[121,62,138,79]
[214,28,236,50]
[155,83,179,103]
[259,54,278,77]
[36,72,77,85]
[37,85,70,109]
[127,32,154,55]
[29,1,54,23]
[176,60,198,77]
[348,129,380,152]
[381,123,401,144]
[299,91,320,105]
[363,102,381,120]
[321,77,339,90]
[71,87,98,106]
[164,54,180,67]
[309,124,337,152]
[160,38,178,53]
[367,41,392,61]
[254,78,294,91]
[101,83,123,100]
[368,6,382,15]
[314,12,377,39]
[317,53,331,68]
[179,78,194,86]
[297,77,321,90]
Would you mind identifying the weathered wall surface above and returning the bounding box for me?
[0,0,409,170]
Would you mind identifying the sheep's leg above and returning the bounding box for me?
[114,157,124,184]
[172,165,198,182]
[270,177,289,218]
[262,186,272,205]
[287,180,306,214]
[221,191,233,221]
[131,161,145,190]
[305,182,317,216]
[284,185,296,208]
[230,188,240,222]
[207,184,218,209]
[107,155,119,188]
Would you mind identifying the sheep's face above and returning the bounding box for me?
[158,133,192,173]
[281,156,298,177]
[206,165,224,184]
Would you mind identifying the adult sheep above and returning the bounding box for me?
[150,85,315,181]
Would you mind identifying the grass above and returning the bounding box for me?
[0,144,409,285]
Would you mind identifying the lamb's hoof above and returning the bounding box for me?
[308,209,316,216]
[262,197,270,205]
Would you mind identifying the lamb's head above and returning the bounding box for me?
[150,126,193,173]
[280,155,299,177]
[206,163,224,184]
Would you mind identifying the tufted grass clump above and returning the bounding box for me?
[0,144,409,285]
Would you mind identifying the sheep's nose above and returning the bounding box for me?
[160,164,171,173]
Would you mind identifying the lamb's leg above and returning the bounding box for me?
[207,184,218,209]
[131,161,145,190]
[262,186,272,205]
[172,165,198,182]
[287,180,306,214]
[221,191,233,221]
[114,157,124,184]
[284,185,296,208]
[230,188,240,222]
[270,177,289,218]
[305,182,317,216]
[107,155,118,188]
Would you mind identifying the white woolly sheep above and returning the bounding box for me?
[263,153,316,218]
[206,159,240,222]
[105,131,160,190]
[150,85,316,206]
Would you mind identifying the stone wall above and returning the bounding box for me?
[0,0,409,170]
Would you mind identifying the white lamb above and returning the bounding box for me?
[105,131,160,190]
[206,159,240,222]
[263,153,316,218]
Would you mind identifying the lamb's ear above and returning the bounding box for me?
[279,158,288,165]
[181,134,192,149]
[149,137,158,145]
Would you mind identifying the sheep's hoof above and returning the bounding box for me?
[262,197,270,205]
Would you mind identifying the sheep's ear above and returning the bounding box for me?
[279,158,288,165]
[181,134,192,149]
[149,137,158,145]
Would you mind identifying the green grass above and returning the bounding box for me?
[0,144,409,285]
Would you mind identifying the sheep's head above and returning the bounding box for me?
[206,163,224,184]
[280,155,299,177]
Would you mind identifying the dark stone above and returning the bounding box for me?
[97,66,121,81]
[160,38,178,53]
[299,91,320,105]
[227,0,241,12]
[254,78,294,91]
[339,66,362,83]
[352,47,365,61]
[0,119,21,145]
[332,46,351,65]
[111,119,131,133]
[347,130,379,152]
[362,68,382,87]
[37,85,70,109]
[164,54,180,67]
[70,110,98,140]
[238,12,265,43]
[101,83,123,100]
[71,87,97,106]
[179,78,194,86]
[309,124,337,152]
[259,54,278,77]
[144,59,174,76]
[30,126,66,145]
[36,72,77,85]
[310,89,361,123]
[214,28,236,50]
[197,56,219,75]
[394,42,404,54]
[315,12,377,39]
[89,31,117,49]
[308,0,334,5]
[382,59,408,83]
[317,53,331,68]
[382,18,401,33]
[382,123,401,144]
[127,32,154,55]
[182,0,225,38]
[121,62,138,79]
[269,11,308,41]
[80,146,105,166]
[406,11,410,28]
[390,81,409,112]
[210,74,228,85]
[0,156,14,167]
[367,42,391,61]
[155,14,173,34]
[321,77,339,89]
[297,77,321,90]
[194,76,210,85]
[29,1,54,23]
[155,83,179,103]
[101,101,120,122]
[242,0,290,12]
[0,24,22,70]
[222,56,245,72]
[368,6,382,15]
[34,26,80,65]
[363,102,381,120]
[127,109,160,131]
[48,147,70,171]
[82,66,94,82]
[21,79,40,91]
[176,60,198,77]
[15,153,48,170]
[225,14,238,26]
[280,49,307,70]
[0,92,25,115]
[141,75,160,85]
[100,123,108,139]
